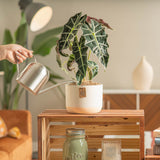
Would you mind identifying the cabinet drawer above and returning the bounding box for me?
[140,94,160,131]
[103,94,136,110]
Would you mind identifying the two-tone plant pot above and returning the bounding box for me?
[65,81,103,114]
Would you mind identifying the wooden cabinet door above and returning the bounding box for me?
[103,94,136,110]
[140,94,160,131]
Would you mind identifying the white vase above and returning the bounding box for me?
[132,56,153,90]
[65,82,103,114]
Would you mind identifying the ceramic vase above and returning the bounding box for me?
[65,81,103,114]
[132,56,153,90]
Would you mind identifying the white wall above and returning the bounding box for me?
[1,0,160,148]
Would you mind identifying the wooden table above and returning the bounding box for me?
[38,109,144,160]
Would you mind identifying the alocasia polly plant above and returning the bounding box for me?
[56,12,112,85]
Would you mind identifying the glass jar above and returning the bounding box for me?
[63,128,88,160]
[102,139,121,160]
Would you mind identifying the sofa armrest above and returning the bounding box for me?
[0,110,32,136]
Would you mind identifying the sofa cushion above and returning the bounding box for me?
[0,151,9,160]
[8,127,22,139]
[0,116,8,138]
[0,134,32,160]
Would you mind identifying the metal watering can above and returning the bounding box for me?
[16,56,74,95]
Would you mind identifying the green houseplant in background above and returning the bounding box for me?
[0,12,64,110]
[56,12,112,114]
[0,12,27,110]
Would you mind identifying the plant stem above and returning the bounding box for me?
[86,50,92,81]
[3,61,8,109]
[88,49,91,60]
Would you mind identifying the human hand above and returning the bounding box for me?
[0,44,33,64]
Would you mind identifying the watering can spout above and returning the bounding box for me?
[16,56,75,95]
[38,80,74,95]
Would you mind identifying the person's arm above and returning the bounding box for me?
[0,44,33,64]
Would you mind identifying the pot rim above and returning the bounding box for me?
[66,80,103,87]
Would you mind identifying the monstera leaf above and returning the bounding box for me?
[56,12,87,57]
[72,36,88,84]
[82,20,109,68]
[87,61,98,80]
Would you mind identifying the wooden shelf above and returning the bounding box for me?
[38,109,144,160]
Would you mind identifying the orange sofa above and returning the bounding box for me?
[0,110,32,160]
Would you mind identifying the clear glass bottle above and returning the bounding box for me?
[63,128,88,160]
[102,139,121,160]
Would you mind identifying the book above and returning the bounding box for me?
[155,137,160,146]
[153,145,160,155]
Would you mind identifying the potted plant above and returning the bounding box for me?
[56,12,111,114]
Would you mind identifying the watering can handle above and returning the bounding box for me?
[16,55,37,76]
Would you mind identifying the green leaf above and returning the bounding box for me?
[14,12,27,46]
[33,37,59,56]
[32,26,63,48]
[49,73,63,80]
[72,36,88,85]
[3,60,16,84]
[45,66,64,80]
[56,12,87,57]
[87,61,98,80]
[32,26,63,56]
[10,84,19,110]
[0,29,13,71]
[15,23,27,46]
[20,12,27,25]
[7,64,17,83]
[0,62,3,71]
[3,29,13,44]
[67,54,75,71]
[82,20,109,68]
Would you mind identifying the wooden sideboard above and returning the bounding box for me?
[145,155,160,160]
[103,90,160,131]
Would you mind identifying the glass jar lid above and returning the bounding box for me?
[66,128,85,136]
